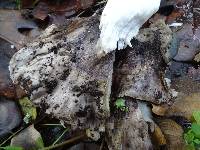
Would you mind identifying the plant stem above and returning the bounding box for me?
[40,124,63,126]
[52,128,68,145]
[0,128,23,146]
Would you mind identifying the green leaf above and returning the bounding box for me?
[191,123,200,138]
[19,97,37,123]
[35,137,44,149]
[184,130,194,144]
[0,146,23,150]
[194,139,200,144]
[186,143,195,150]
[15,0,21,9]
[193,111,200,125]
[115,98,126,109]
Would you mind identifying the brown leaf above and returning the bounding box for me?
[32,0,96,20]
[21,0,36,8]
[157,119,185,150]
[0,9,40,49]
[152,104,168,116]
[152,124,167,146]
[166,93,200,121]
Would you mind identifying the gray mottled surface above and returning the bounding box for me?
[106,100,152,150]
[9,15,115,130]
[115,20,175,104]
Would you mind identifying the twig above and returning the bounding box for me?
[40,124,63,126]
[0,113,47,146]
[39,134,86,150]
[0,33,22,50]
[0,127,23,146]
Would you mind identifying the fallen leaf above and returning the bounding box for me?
[152,124,167,146]
[0,9,40,49]
[157,119,185,150]
[21,0,35,8]
[32,0,96,20]
[11,125,44,150]
[166,93,200,121]
[152,104,168,116]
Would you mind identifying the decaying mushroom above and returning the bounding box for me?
[115,20,175,104]
[9,15,115,130]
[9,14,176,148]
[106,100,153,150]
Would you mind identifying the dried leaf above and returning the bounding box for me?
[166,93,200,121]
[152,104,168,116]
[32,0,96,20]
[152,124,167,146]
[0,10,39,49]
[157,119,185,150]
